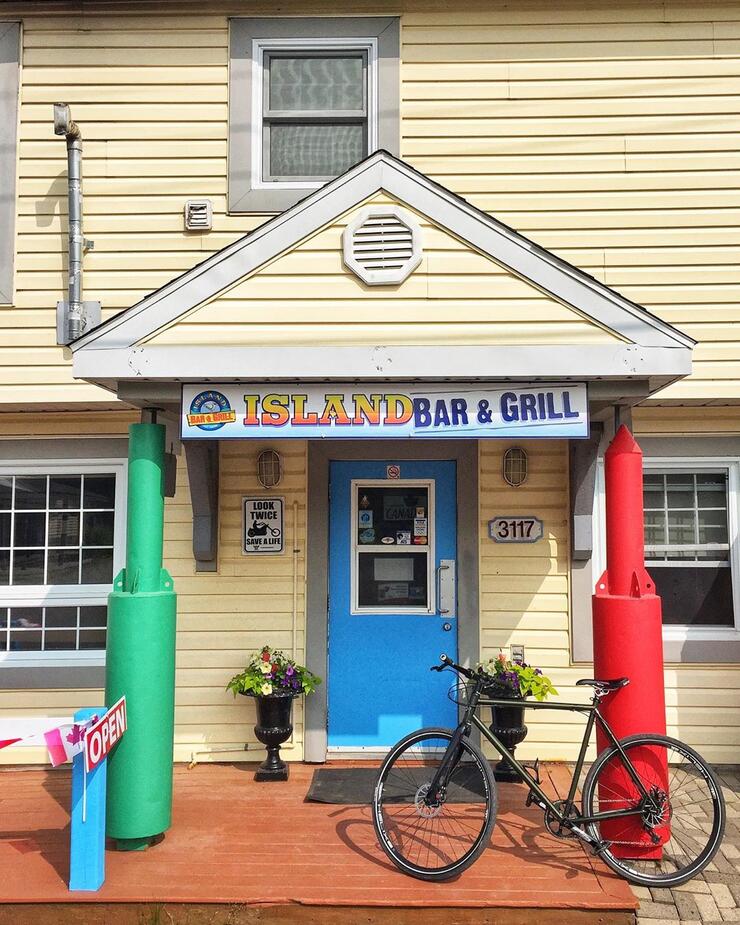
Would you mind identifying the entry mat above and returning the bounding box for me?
[305,766,488,805]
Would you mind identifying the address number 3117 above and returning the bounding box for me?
[488,516,544,544]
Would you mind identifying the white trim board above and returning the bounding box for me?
[74,343,692,396]
[71,151,695,364]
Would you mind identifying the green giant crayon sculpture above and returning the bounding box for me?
[105,422,177,850]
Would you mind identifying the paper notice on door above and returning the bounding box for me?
[374,557,414,581]
[378,582,409,602]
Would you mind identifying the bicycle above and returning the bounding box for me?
[372,654,726,886]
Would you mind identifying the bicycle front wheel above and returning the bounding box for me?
[582,733,726,887]
[372,727,497,881]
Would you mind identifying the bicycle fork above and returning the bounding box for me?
[425,724,469,805]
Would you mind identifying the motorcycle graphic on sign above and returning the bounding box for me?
[242,497,284,554]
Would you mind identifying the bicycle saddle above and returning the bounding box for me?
[576,677,629,691]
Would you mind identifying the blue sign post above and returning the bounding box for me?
[69,707,107,892]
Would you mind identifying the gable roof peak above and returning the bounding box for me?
[72,149,694,354]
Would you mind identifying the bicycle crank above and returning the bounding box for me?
[544,800,581,839]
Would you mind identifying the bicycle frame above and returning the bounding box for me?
[430,673,654,846]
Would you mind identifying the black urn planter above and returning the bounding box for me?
[244,691,296,782]
[489,696,529,783]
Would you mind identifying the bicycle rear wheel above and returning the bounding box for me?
[582,733,726,887]
[372,727,497,881]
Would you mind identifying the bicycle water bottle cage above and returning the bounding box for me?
[522,757,541,785]
[523,758,542,806]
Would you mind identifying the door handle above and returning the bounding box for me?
[436,560,456,617]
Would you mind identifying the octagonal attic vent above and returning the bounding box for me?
[343,206,422,286]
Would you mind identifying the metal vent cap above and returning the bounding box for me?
[342,206,422,286]
[184,198,213,232]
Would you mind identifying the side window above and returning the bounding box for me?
[643,469,735,629]
[592,458,740,646]
[0,23,20,304]
[228,17,399,213]
[0,462,127,661]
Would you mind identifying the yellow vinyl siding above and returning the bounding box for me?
[3,0,740,766]
[0,411,131,765]
[147,195,622,348]
[3,417,740,765]
[634,406,740,436]
[161,439,308,764]
[0,0,738,399]
[478,439,588,762]
[479,440,740,764]
[0,422,308,767]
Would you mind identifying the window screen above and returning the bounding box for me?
[644,471,734,628]
[263,51,368,181]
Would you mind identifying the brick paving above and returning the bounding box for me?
[635,767,740,925]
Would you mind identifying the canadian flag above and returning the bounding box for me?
[0,717,96,765]
[43,723,90,767]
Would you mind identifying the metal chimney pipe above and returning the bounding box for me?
[54,103,84,341]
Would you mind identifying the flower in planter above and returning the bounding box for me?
[227,645,322,698]
[479,649,558,701]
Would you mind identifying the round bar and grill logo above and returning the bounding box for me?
[187,390,236,431]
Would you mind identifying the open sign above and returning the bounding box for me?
[84,696,126,773]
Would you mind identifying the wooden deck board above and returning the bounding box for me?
[0,762,637,917]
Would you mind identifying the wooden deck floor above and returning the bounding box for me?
[0,761,637,923]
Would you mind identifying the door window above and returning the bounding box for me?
[351,481,433,613]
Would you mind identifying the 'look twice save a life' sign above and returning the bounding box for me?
[181,383,588,440]
[243,497,284,554]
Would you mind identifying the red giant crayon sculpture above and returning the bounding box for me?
[592,425,667,858]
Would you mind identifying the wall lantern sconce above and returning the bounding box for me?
[257,449,282,489]
[503,447,528,488]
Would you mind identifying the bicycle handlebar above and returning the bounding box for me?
[430,653,477,680]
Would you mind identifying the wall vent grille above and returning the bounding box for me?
[343,207,422,285]
[184,199,213,232]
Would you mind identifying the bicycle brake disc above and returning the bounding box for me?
[414,782,443,818]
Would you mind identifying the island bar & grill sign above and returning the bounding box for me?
[181,383,589,440]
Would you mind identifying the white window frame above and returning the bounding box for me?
[0,457,127,667]
[350,478,435,616]
[594,456,740,645]
[250,35,379,193]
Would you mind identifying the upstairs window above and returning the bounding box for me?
[229,18,399,212]
[262,51,370,183]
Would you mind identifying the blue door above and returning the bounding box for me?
[328,460,458,748]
